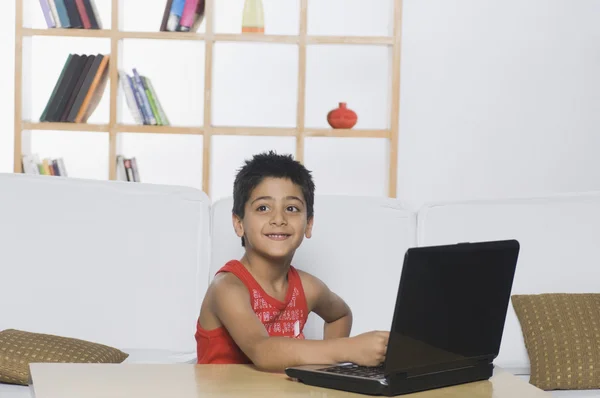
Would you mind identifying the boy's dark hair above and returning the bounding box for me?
[233,151,315,247]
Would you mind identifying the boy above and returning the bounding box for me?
[195,151,389,371]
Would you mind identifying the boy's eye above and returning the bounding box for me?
[257,205,268,212]
[287,206,300,212]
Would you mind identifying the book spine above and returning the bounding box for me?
[48,0,62,28]
[160,0,174,31]
[87,0,102,29]
[167,0,186,31]
[57,158,68,177]
[178,0,199,31]
[63,0,82,28]
[124,158,134,182]
[82,0,100,29]
[74,55,110,123]
[145,78,169,126]
[141,76,162,125]
[74,0,91,28]
[40,54,72,121]
[127,74,149,125]
[52,159,60,176]
[131,157,140,182]
[191,0,206,32]
[53,0,71,28]
[132,69,156,125]
[119,70,144,124]
[116,155,127,181]
[39,0,56,28]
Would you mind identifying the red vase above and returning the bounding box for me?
[327,102,357,129]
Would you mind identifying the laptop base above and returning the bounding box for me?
[387,362,494,396]
[286,362,494,396]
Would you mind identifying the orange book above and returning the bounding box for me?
[74,55,110,123]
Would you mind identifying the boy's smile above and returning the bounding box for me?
[233,177,313,261]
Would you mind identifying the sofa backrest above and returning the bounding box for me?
[416,192,600,373]
[210,195,417,339]
[0,174,210,353]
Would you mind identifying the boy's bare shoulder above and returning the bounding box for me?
[296,268,327,288]
[208,272,249,299]
[295,268,331,307]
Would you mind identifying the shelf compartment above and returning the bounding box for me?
[210,135,296,201]
[22,122,109,132]
[304,136,389,196]
[305,45,392,130]
[212,42,298,128]
[119,39,205,127]
[308,0,394,38]
[27,129,110,181]
[117,133,204,190]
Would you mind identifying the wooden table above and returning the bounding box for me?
[29,363,550,397]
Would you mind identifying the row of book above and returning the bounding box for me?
[22,154,68,176]
[160,0,205,32]
[40,53,109,123]
[116,156,141,182]
[120,69,170,126]
[38,0,102,29]
[21,154,141,183]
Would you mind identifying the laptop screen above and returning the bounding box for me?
[385,240,519,376]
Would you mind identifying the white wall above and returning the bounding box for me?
[397,0,600,209]
[2,0,600,209]
[0,1,15,174]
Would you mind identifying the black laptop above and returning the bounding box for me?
[285,240,520,396]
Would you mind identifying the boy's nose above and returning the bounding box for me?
[270,210,287,225]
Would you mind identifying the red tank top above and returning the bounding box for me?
[195,260,309,364]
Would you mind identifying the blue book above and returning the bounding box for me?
[53,0,71,28]
[127,74,149,125]
[132,68,156,125]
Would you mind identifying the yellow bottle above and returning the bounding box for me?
[242,0,264,33]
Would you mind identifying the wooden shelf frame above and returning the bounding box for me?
[21,28,394,46]
[14,0,403,197]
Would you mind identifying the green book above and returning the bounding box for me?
[142,76,162,125]
[40,54,73,122]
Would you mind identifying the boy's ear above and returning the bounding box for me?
[232,213,244,239]
[305,216,314,239]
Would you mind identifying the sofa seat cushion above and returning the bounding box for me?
[512,294,600,391]
[0,383,29,398]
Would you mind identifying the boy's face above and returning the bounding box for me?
[233,177,313,261]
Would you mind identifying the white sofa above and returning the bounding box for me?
[1,173,598,398]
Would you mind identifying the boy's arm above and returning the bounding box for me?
[298,270,352,339]
[211,273,387,372]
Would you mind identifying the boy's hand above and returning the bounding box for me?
[346,331,390,367]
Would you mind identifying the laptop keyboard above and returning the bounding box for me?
[319,364,385,379]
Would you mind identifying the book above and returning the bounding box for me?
[37,0,102,29]
[39,53,109,124]
[21,154,68,177]
[162,0,204,32]
[38,0,56,28]
[119,69,170,126]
